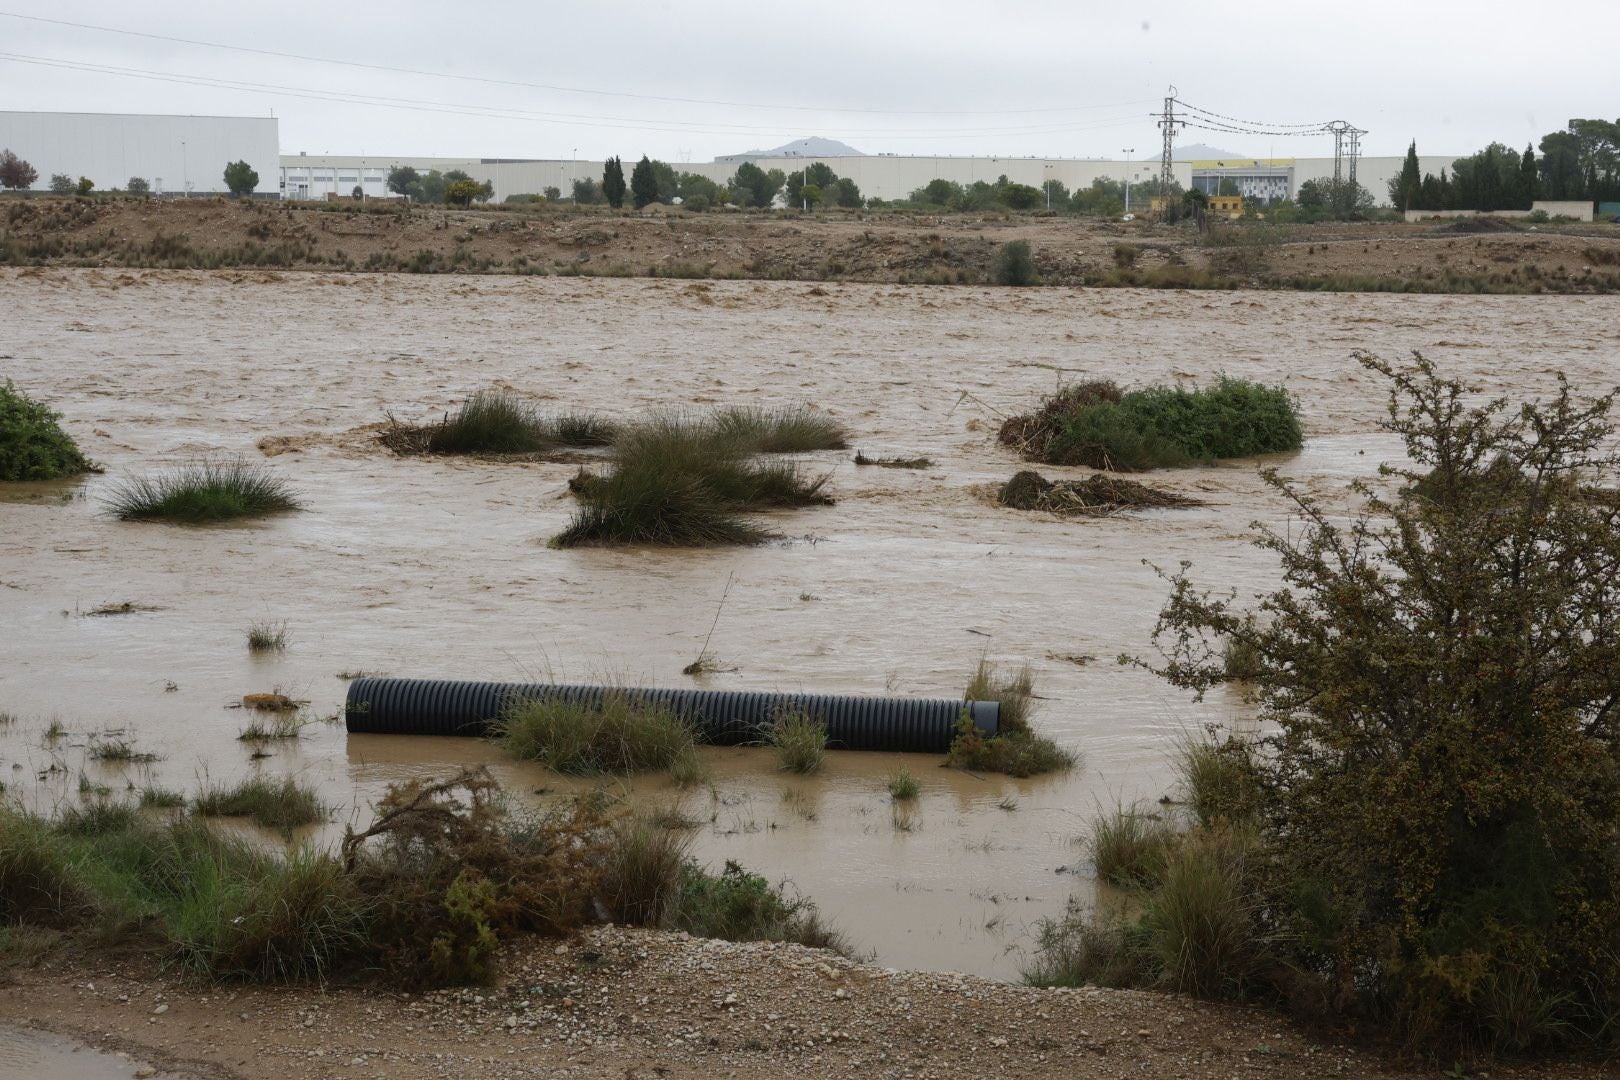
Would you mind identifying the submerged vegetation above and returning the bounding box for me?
[194,776,326,835]
[0,380,95,482]
[999,377,1302,471]
[1030,355,1620,1056]
[997,469,1203,516]
[0,768,845,987]
[555,407,841,548]
[946,660,1075,777]
[105,459,301,523]
[382,389,618,456]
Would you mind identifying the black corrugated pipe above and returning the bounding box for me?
[344,677,998,754]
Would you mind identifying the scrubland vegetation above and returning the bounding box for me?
[1029,354,1620,1057]
[0,381,95,481]
[999,377,1302,471]
[0,767,843,986]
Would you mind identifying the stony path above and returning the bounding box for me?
[3,928,1615,1079]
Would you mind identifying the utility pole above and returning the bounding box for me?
[1123,148,1135,212]
[1157,87,1181,194]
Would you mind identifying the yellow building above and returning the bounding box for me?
[1207,194,1245,218]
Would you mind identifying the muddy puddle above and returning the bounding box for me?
[3,268,1615,981]
[0,1025,157,1079]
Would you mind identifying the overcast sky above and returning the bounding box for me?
[1,3,1614,163]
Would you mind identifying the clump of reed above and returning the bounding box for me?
[105,459,301,523]
[553,411,835,548]
[998,377,1302,472]
[946,660,1075,777]
[709,405,848,453]
[193,776,326,835]
[494,692,698,774]
[381,389,618,456]
[765,709,827,774]
[0,380,96,482]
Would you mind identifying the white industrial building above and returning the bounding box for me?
[0,111,280,196]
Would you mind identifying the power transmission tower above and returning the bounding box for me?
[1327,121,1367,188]
[1157,86,1183,193]
[1347,126,1364,187]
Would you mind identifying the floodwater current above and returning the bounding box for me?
[3,268,1615,980]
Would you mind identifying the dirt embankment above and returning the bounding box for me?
[2,927,1612,1080]
[3,197,1618,292]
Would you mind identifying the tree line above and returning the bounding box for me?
[0,150,261,196]
[1390,118,1620,212]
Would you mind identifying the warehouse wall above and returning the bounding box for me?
[0,112,280,195]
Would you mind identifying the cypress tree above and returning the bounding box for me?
[602,156,627,209]
[629,156,658,209]
[1519,144,1539,209]
[1395,141,1422,212]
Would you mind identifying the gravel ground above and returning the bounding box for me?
[2,927,1615,1079]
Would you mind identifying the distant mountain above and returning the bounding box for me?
[1173,143,1244,161]
[715,137,865,163]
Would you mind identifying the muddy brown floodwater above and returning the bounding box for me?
[3,268,1616,982]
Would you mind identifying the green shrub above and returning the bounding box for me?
[246,619,288,652]
[0,381,94,481]
[671,859,846,953]
[765,709,826,773]
[1143,352,1620,1051]
[1089,805,1178,889]
[992,239,1037,285]
[194,776,326,835]
[495,693,698,774]
[1000,377,1302,472]
[105,460,301,523]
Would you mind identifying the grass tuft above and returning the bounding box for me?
[139,787,186,809]
[383,389,618,456]
[964,659,1034,733]
[495,693,698,774]
[1089,805,1179,889]
[105,459,301,523]
[887,768,920,801]
[0,380,95,481]
[765,709,827,774]
[554,412,832,548]
[999,377,1302,472]
[194,776,326,835]
[246,619,288,653]
[710,405,848,452]
[87,737,159,763]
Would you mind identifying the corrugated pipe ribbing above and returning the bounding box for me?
[344,677,998,754]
